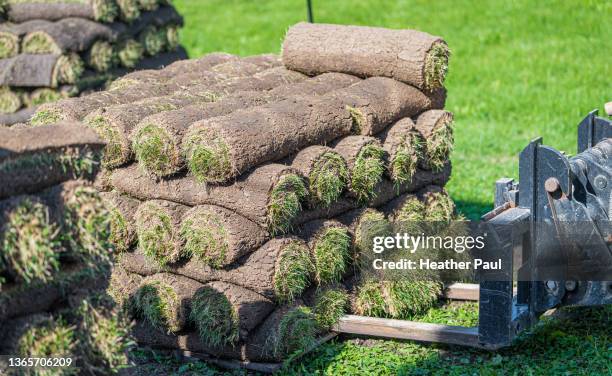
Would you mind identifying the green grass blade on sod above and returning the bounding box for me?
[415,109,454,172]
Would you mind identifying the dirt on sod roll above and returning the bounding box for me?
[21,18,119,54]
[131,272,202,333]
[245,303,320,362]
[120,236,315,303]
[0,195,61,285]
[282,22,449,92]
[183,76,435,184]
[0,86,22,113]
[5,0,119,23]
[380,117,425,187]
[132,72,355,178]
[179,205,268,268]
[135,199,188,266]
[0,107,37,126]
[290,145,349,208]
[100,191,140,253]
[190,281,275,347]
[110,52,237,88]
[131,321,245,359]
[333,136,386,203]
[298,219,352,285]
[0,122,104,199]
[415,109,454,171]
[111,163,308,235]
[0,53,83,87]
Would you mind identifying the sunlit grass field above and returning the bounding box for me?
[147,1,612,374]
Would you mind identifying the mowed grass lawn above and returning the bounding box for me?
[174,0,610,219]
[149,1,611,375]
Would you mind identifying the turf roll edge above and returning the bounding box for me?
[415,109,454,171]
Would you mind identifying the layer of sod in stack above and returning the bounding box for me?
[0,121,133,372]
[29,53,277,125]
[83,59,302,168]
[0,3,186,126]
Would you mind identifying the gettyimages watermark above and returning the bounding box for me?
[356,220,612,282]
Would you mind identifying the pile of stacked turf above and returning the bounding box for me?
[0,0,186,126]
[0,123,132,373]
[57,22,457,363]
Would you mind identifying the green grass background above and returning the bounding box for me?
[145,1,612,374]
[174,0,610,219]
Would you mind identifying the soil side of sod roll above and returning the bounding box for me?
[135,199,189,267]
[108,264,143,308]
[0,122,104,199]
[0,53,83,87]
[333,135,386,203]
[132,72,356,178]
[111,163,308,235]
[179,205,268,268]
[5,1,119,23]
[30,53,237,125]
[415,109,454,171]
[120,237,314,303]
[132,272,203,333]
[131,321,246,359]
[190,281,275,347]
[380,117,425,186]
[282,22,449,92]
[0,107,37,126]
[183,77,437,184]
[289,145,350,208]
[100,191,140,253]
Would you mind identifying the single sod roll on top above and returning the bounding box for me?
[282,22,450,92]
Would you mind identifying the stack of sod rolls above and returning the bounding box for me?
[0,123,133,373]
[64,22,457,363]
[0,1,187,126]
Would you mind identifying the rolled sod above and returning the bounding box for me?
[131,321,245,360]
[5,0,119,23]
[139,25,166,56]
[333,135,386,203]
[115,0,140,22]
[380,117,425,187]
[337,208,392,265]
[112,164,308,235]
[120,236,315,303]
[85,40,118,72]
[246,304,320,362]
[0,31,19,58]
[415,110,454,171]
[190,281,274,347]
[117,38,144,68]
[298,219,352,285]
[179,205,268,268]
[137,0,158,11]
[110,52,236,88]
[290,145,349,207]
[164,24,179,51]
[108,264,142,308]
[100,191,139,252]
[383,193,425,236]
[21,17,119,54]
[0,86,22,113]
[282,22,449,92]
[25,87,66,106]
[0,122,104,199]
[421,186,455,223]
[312,286,349,329]
[0,195,61,284]
[135,199,188,266]
[0,53,83,87]
[41,181,112,259]
[353,279,442,319]
[183,76,433,184]
[131,272,202,333]
[0,107,36,126]
[132,72,352,178]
